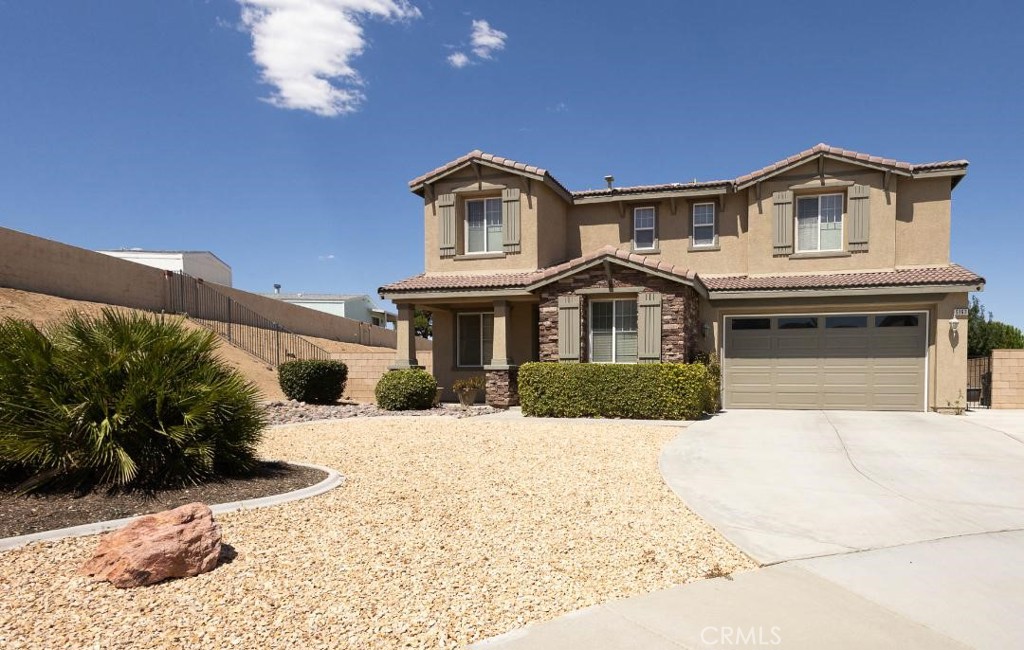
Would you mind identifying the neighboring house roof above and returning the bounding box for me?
[702,265,984,292]
[98,249,232,268]
[408,150,574,201]
[409,144,969,203]
[260,293,367,301]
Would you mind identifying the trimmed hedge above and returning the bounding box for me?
[375,369,437,411]
[518,362,718,420]
[278,360,348,404]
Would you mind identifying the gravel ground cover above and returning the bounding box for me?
[0,417,754,650]
[0,462,326,538]
[264,400,499,425]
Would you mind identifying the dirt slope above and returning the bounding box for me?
[0,287,286,400]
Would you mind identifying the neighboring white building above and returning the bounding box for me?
[260,291,397,329]
[97,249,232,286]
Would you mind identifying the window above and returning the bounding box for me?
[778,317,818,329]
[731,318,771,330]
[876,314,920,328]
[796,194,843,252]
[826,315,868,328]
[466,198,503,254]
[457,313,494,366]
[692,203,716,247]
[633,207,656,250]
[590,299,638,363]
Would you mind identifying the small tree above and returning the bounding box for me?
[968,296,1024,357]
[414,310,432,339]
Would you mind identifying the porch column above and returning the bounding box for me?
[389,304,422,370]
[484,300,519,407]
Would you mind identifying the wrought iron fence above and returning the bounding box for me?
[167,272,329,367]
[967,356,991,409]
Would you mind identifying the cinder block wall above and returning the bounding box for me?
[991,349,1024,409]
[339,350,434,403]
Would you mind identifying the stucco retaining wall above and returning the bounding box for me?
[991,349,1024,409]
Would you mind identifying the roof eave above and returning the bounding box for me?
[735,152,915,191]
[572,185,731,205]
[707,281,985,301]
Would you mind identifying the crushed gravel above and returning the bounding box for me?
[0,417,754,650]
[263,400,499,425]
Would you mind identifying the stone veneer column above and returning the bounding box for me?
[389,304,422,370]
[484,300,518,407]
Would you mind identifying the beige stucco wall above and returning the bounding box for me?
[990,349,1024,409]
[338,350,434,403]
[930,292,968,410]
[895,176,952,266]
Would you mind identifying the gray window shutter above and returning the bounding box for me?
[637,292,662,363]
[557,294,580,361]
[847,184,870,252]
[772,190,794,256]
[438,193,456,258]
[502,188,521,254]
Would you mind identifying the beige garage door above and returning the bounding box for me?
[723,313,926,411]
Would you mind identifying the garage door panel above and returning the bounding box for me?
[724,313,925,412]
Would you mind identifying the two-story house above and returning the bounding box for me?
[380,144,984,412]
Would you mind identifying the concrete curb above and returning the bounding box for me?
[0,461,344,552]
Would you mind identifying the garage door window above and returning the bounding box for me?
[778,317,818,329]
[731,318,771,330]
[876,314,919,327]
[827,315,868,328]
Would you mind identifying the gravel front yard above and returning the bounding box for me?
[0,418,754,650]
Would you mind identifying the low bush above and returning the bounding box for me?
[518,362,717,420]
[0,309,266,492]
[278,359,348,404]
[375,369,437,411]
[693,352,722,414]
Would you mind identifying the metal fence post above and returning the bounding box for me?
[275,324,281,367]
[227,298,233,343]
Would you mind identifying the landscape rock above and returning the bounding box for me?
[78,502,222,588]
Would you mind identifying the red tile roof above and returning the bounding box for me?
[573,180,731,199]
[407,150,573,198]
[734,143,968,187]
[702,265,984,292]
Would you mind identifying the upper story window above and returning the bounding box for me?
[796,193,843,252]
[466,197,503,254]
[692,203,717,248]
[633,207,656,250]
[590,299,638,363]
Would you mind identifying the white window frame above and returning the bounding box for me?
[795,193,844,253]
[456,312,494,367]
[691,202,717,248]
[464,197,503,254]
[588,298,639,364]
[632,206,657,251]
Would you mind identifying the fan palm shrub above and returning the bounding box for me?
[0,309,266,492]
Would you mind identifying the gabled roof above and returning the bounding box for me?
[733,143,969,190]
[572,179,731,200]
[408,150,574,201]
[379,246,701,296]
[702,264,984,292]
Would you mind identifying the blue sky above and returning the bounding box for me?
[1,1,1021,325]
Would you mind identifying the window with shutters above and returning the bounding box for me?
[692,203,716,248]
[796,194,844,252]
[465,198,503,254]
[457,313,494,367]
[633,207,656,251]
[589,299,638,363]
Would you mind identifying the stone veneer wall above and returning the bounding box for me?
[485,367,519,408]
[991,349,1024,409]
[537,266,701,362]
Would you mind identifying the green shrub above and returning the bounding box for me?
[518,362,716,420]
[375,369,437,411]
[278,359,348,404]
[693,352,722,413]
[0,310,266,492]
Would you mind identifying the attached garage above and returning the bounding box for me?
[723,312,927,411]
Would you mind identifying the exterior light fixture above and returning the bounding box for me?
[949,314,959,333]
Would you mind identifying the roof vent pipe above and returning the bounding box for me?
[604,175,615,189]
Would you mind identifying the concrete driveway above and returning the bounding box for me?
[477,410,1024,649]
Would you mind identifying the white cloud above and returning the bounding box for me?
[318,254,336,261]
[237,0,421,117]
[447,51,471,68]
[470,19,506,59]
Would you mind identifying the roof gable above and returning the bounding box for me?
[408,150,573,202]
